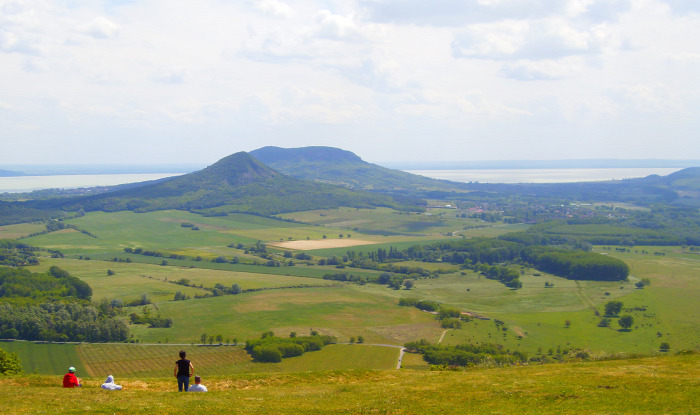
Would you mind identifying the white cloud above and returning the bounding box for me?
[151,68,189,84]
[661,0,700,15]
[0,0,699,164]
[79,16,120,39]
[314,10,365,41]
[452,18,617,61]
[250,0,294,18]
[499,60,573,80]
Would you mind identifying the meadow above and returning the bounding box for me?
[1,353,697,414]
[127,285,440,345]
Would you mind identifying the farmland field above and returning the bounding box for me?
[271,238,376,250]
[22,210,365,257]
[0,222,45,239]
[277,206,502,236]
[0,341,86,375]
[127,285,441,345]
[3,206,700,376]
[2,341,402,377]
[29,258,337,302]
[77,343,251,377]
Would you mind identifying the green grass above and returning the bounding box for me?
[22,210,360,257]
[29,258,337,302]
[0,222,45,239]
[240,344,400,373]
[0,341,86,375]
[417,248,700,356]
[278,206,494,236]
[1,354,698,414]
[127,285,440,345]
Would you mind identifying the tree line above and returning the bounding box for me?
[404,340,528,367]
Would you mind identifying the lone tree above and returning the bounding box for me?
[618,315,634,331]
[660,342,670,352]
[604,301,623,316]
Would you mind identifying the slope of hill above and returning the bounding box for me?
[250,146,461,193]
[30,152,406,216]
[2,353,698,414]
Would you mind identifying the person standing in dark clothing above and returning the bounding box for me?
[174,350,194,392]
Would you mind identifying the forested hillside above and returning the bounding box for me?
[23,152,414,217]
[250,146,460,193]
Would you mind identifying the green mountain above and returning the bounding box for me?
[33,152,405,215]
[249,146,461,193]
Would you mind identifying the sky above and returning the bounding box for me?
[1,0,699,166]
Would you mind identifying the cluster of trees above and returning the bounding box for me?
[520,206,700,247]
[520,248,629,281]
[323,271,422,290]
[129,308,173,328]
[377,237,629,283]
[475,264,522,289]
[0,240,40,267]
[0,266,91,302]
[0,302,128,342]
[244,332,336,363]
[0,201,65,227]
[600,300,635,331]
[404,340,528,367]
[398,298,470,328]
[0,266,127,342]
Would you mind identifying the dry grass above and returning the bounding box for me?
[270,238,376,250]
[1,354,697,414]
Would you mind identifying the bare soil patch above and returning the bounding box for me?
[271,239,376,250]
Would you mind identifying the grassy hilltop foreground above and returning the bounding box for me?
[1,353,698,414]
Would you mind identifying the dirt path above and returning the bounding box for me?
[396,348,406,369]
[437,329,452,344]
[575,281,599,315]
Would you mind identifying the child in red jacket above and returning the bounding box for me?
[63,367,82,388]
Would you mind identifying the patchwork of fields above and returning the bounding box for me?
[2,207,699,376]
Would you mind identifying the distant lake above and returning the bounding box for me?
[0,173,184,193]
[0,167,686,193]
[405,168,683,184]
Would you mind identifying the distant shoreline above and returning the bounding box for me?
[2,159,700,177]
[381,159,700,170]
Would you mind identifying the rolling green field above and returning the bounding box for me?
[22,210,371,257]
[3,206,699,378]
[127,285,440,345]
[435,248,700,355]
[277,206,508,236]
[29,258,338,302]
[1,353,697,414]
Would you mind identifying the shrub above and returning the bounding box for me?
[0,348,22,375]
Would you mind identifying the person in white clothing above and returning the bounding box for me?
[101,375,123,390]
[188,375,207,392]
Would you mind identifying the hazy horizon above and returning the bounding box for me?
[2,157,700,176]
